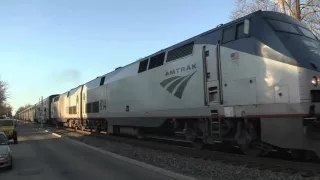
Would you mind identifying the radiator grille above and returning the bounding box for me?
[166,42,194,62]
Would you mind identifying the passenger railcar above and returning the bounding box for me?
[55,87,83,128]
[21,10,320,158]
[34,95,59,124]
[19,95,58,123]
[19,106,35,122]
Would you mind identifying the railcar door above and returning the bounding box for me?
[79,85,84,122]
[59,96,64,122]
[203,43,222,106]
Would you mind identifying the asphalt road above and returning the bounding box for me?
[0,121,183,180]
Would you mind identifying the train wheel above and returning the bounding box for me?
[112,126,120,135]
[95,126,101,134]
[305,150,319,161]
[291,150,306,160]
[68,120,72,128]
[239,139,265,157]
[236,120,268,157]
[192,138,204,150]
[135,129,144,139]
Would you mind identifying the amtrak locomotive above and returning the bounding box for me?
[19,11,320,158]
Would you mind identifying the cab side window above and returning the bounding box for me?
[148,52,165,70]
[222,26,236,43]
[222,22,246,44]
[138,59,149,73]
[236,23,246,39]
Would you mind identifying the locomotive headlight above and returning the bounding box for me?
[312,76,318,86]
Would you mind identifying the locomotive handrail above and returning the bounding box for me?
[216,41,223,105]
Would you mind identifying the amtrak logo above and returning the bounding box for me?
[165,64,196,76]
[160,64,197,99]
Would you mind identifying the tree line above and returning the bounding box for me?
[0,79,31,118]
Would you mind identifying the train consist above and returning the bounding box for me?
[19,95,59,124]
[19,11,320,158]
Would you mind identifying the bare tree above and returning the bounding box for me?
[230,0,280,20]
[0,79,14,118]
[0,104,12,117]
[0,80,8,105]
[0,80,9,117]
[231,0,320,36]
[6,105,13,117]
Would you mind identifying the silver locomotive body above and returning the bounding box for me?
[20,10,320,157]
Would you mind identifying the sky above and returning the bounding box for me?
[0,0,235,113]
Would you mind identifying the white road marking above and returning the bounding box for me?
[51,133,62,138]
[63,137,199,180]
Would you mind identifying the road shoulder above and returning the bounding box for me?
[43,127,199,180]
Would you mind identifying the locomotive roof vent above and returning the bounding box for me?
[216,24,224,27]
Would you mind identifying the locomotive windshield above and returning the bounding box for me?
[268,19,300,35]
[268,19,317,40]
[267,18,320,71]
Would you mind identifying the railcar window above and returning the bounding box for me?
[100,76,105,86]
[298,26,317,40]
[92,101,99,113]
[166,42,194,62]
[86,103,92,113]
[148,52,165,70]
[73,106,77,114]
[268,19,299,34]
[138,59,148,73]
[222,26,236,43]
[236,23,246,39]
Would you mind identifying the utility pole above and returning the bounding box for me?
[41,96,43,128]
[38,97,40,124]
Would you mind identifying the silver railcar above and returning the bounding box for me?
[34,95,58,124]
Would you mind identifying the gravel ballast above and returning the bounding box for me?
[48,128,319,180]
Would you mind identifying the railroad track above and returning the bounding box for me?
[36,123,320,178]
